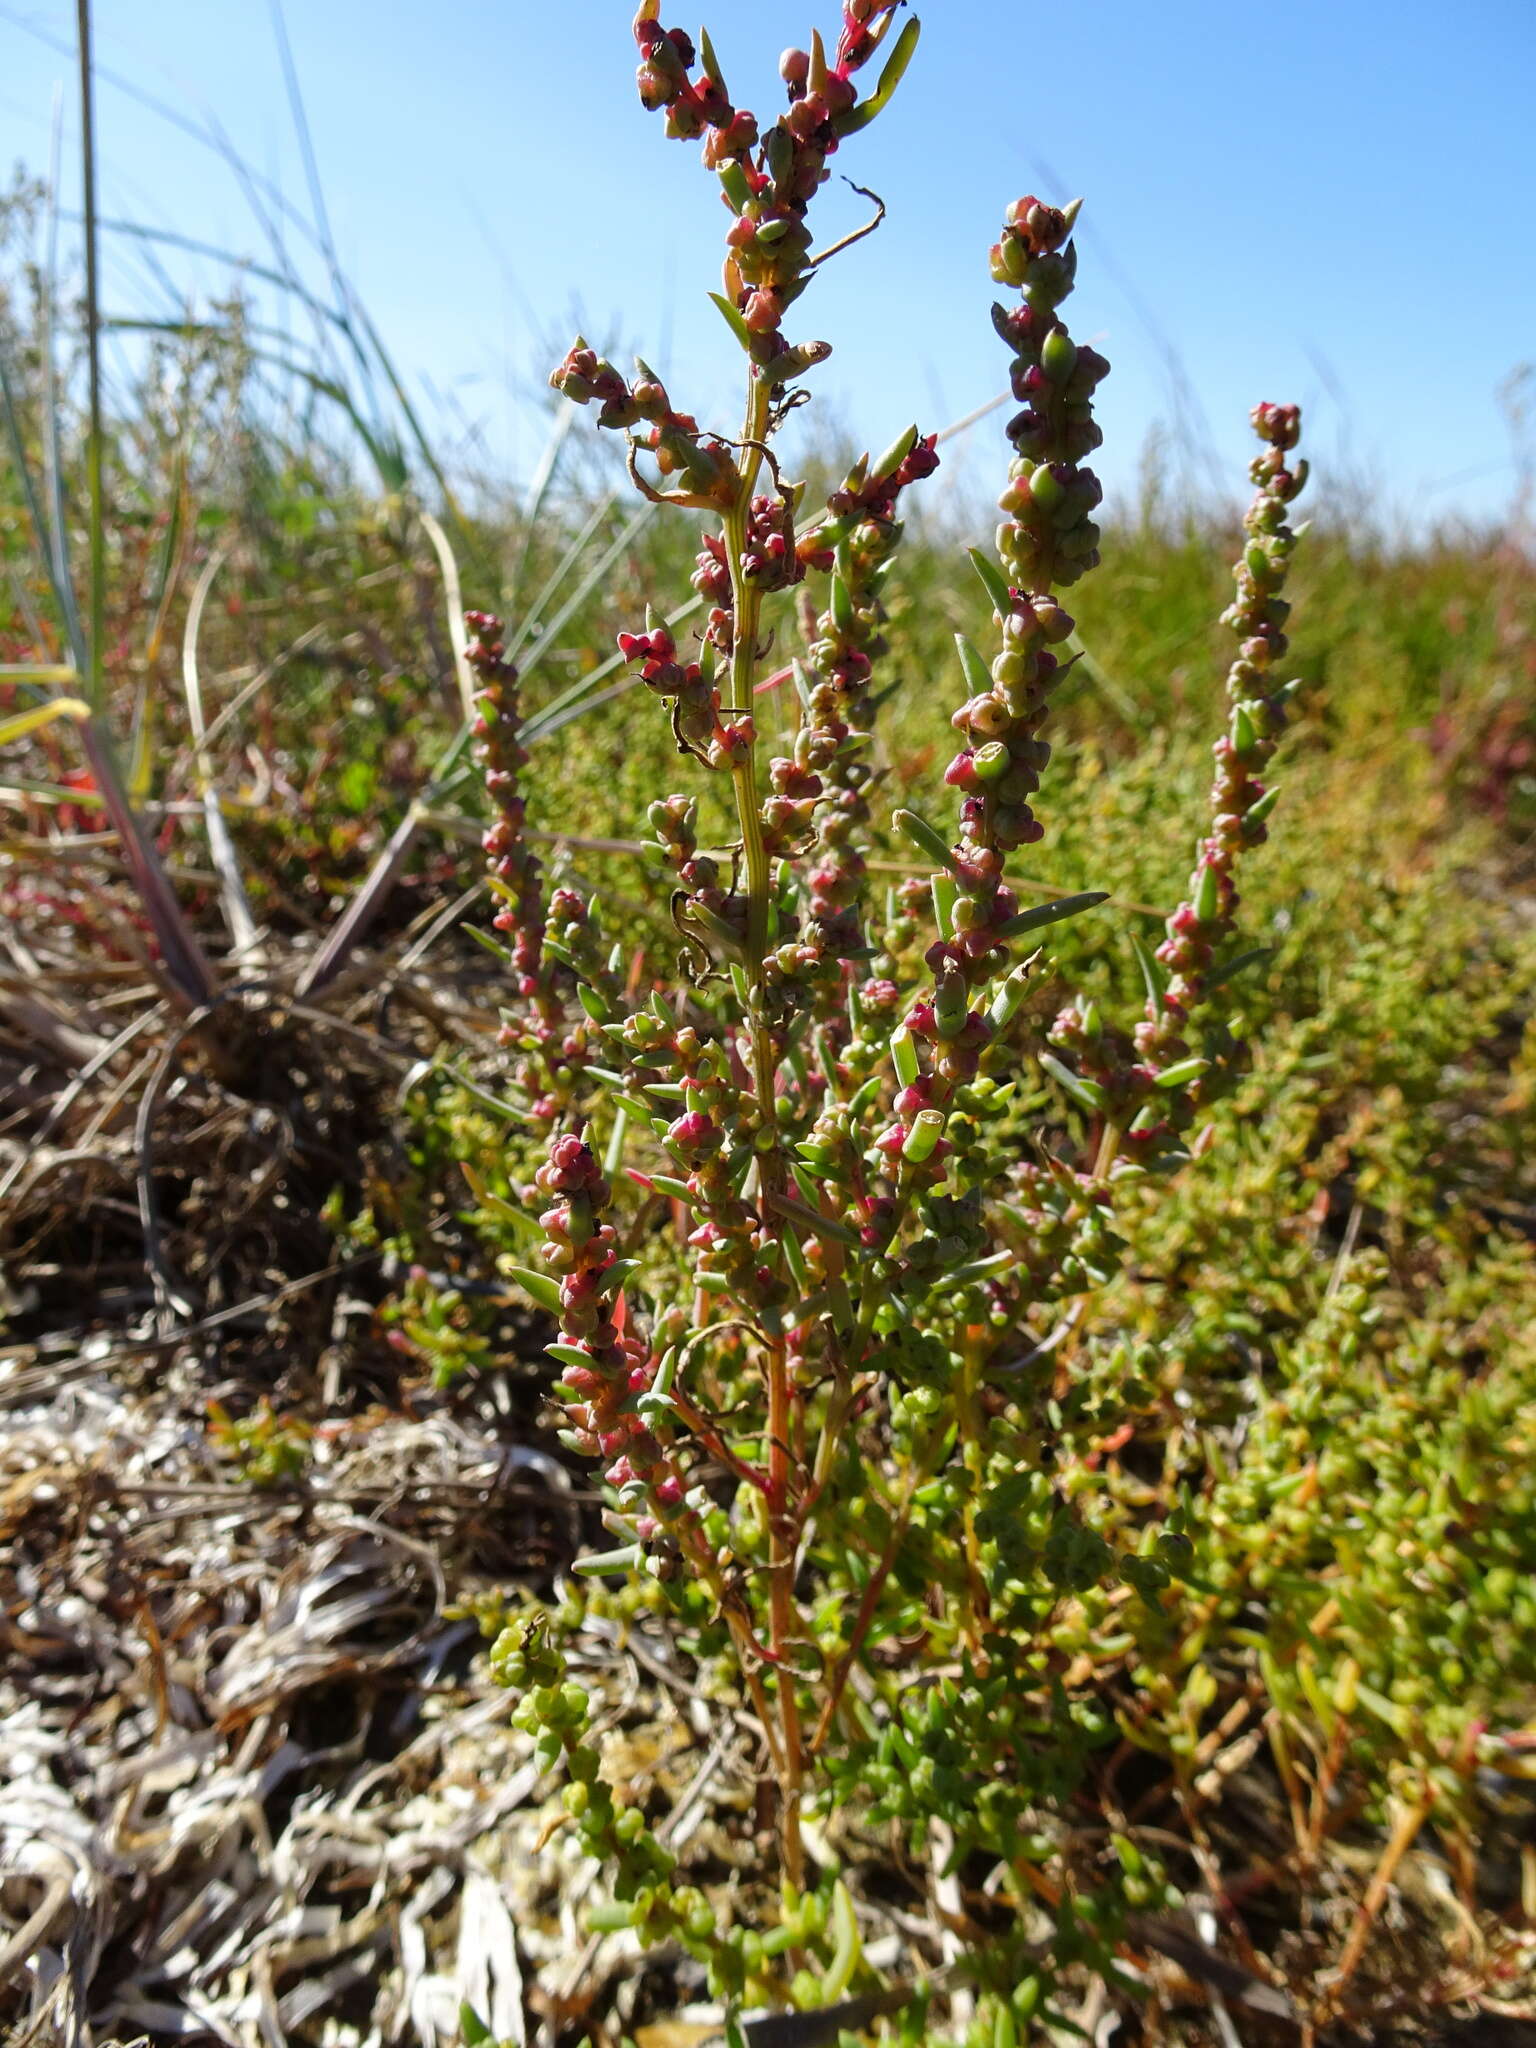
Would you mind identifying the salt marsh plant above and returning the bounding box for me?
[470,5,1319,2038]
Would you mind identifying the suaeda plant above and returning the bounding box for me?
[469,4,1310,2035]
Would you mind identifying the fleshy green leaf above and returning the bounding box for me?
[892,806,956,872]
[997,890,1109,939]
[1039,1051,1109,1114]
[871,421,918,482]
[968,546,1014,616]
[834,15,921,134]
[1155,1056,1210,1089]
[502,1263,563,1314]
[709,290,754,350]
[954,632,992,697]
[547,1341,596,1372]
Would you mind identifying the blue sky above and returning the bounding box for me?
[3,0,1533,526]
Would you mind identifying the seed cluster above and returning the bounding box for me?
[773,434,940,1002]
[632,1,909,366]
[883,199,1108,1177]
[1041,404,1308,1143]
[937,197,1109,979]
[991,197,1109,592]
[549,348,736,509]
[537,1134,687,1517]
[467,611,543,992]
[1137,403,1307,1069]
[466,611,612,1126]
[693,493,806,663]
[619,620,752,772]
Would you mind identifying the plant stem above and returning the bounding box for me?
[724,366,803,1887]
[956,1340,989,1658]
[1329,1795,1429,1998]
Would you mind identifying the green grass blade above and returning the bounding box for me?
[503,398,579,612]
[504,490,619,664]
[516,503,660,689]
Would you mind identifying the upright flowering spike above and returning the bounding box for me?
[467,611,545,992]
[769,432,941,1008]
[937,197,1108,935]
[991,197,1108,591]
[1036,404,1309,1145]
[887,199,1108,1198]
[619,1,915,376]
[536,1132,701,1525]
[468,611,612,1126]
[1133,403,1308,1084]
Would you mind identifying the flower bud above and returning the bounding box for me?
[933,960,968,1039]
[780,45,810,94]
[1040,326,1078,384]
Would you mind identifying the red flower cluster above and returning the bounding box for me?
[537,1135,689,1518]
[1131,402,1308,1080]
[622,1008,778,1304]
[628,0,911,367]
[618,620,751,770]
[772,430,941,1003]
[549,343,736,508]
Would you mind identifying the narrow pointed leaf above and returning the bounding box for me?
[968,547,1014,615]
[765,1189,861,1247]
[835,15,921,133]
[502,1263,563,1315]
[892,806,956,872]
[997,890,1109,939]
[1130,933,1166,1008]
[1208,944,1275,992]
[709,290,755,350]
[954,632,992,697]
[1039,1051,1109,1114]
